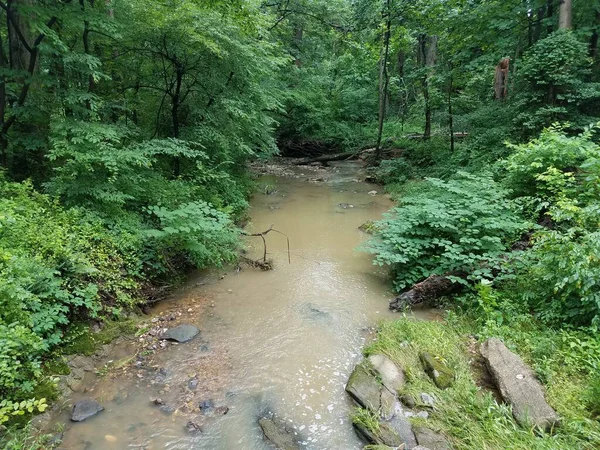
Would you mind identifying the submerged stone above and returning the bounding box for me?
[159,324,200,343]
[481,338,560,431]
[71,398,104,422]
[420,352,455,389]
[258,416,301,450]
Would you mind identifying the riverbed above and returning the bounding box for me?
[54,161,432,450]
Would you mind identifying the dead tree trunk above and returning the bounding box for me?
[389,274,465,311]
[494,57,510,100]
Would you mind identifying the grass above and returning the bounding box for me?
[365,317,600,450]
[0,425,55,450]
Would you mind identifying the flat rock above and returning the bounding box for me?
[258,416,301,450]
[346,361,394,418]
[368,354,405,393]
[388,411,418,449]
[159,324,199,343]
[481,338,560,431]
[420,353,455,389]
[414,427,450,450]
[71,398,104,422]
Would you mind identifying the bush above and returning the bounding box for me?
[366,172,529,291]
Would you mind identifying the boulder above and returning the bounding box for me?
[71,398,104,422]
[368,354,405,393]
[481,338,560,431]
[159,324,199,343]
[420,353,455,389]
[258,416,301,450]
[346,361,394,418]
[414,427,450,450]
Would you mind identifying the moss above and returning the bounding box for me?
[62,318,138,356]
[43,356,70,376]
[420,352,455,389]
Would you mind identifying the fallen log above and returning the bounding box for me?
[293,151,358,165]
[389,273,465,311]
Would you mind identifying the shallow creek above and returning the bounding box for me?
[56,161,432,450]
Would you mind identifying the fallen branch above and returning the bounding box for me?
[241,224,291,265]
[293,151,359,165]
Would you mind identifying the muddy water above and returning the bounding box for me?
[57,162,430,450]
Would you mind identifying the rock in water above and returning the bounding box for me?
[420,353,455,389]
[258,416,301,450]
[346,362,389,412]
[414,427,450,450]
[368,354,405,393]
[481,338,560,431]
[159,324,200,343]
[71,398,104,422]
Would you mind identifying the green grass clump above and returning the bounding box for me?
[366,318,600,450]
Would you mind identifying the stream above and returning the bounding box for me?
[54,160,432,450]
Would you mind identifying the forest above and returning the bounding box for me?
[1,0,600,448]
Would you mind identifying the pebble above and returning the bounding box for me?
[105,435,117,443]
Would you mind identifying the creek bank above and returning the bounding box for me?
[347,318,566,450]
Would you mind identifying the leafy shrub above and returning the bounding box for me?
[503,125,598,200]
[515,30,600,133]
[145,201,240,268]
[367,172,529,291]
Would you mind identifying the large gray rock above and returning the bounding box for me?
[481,338,560,431]
[368,354,405,394]
[71,398,104,422]
[258,416,301,450]
[414,427,450,450]
[346,361,394,418]
[159,324,200,343]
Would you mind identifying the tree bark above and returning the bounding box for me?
[375,0,391,162]
[558,0,572,30]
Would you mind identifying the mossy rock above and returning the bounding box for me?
[420,352,455,389]
[358,221,379,234]
[354,421,402,447]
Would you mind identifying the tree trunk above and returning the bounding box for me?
[558,0,572,30]
[534,5,546,42]
[448,67,455,153]
[420,35,437,140]
[547,0,554,34]
[375,0,391,162]
[7,0,33,73]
